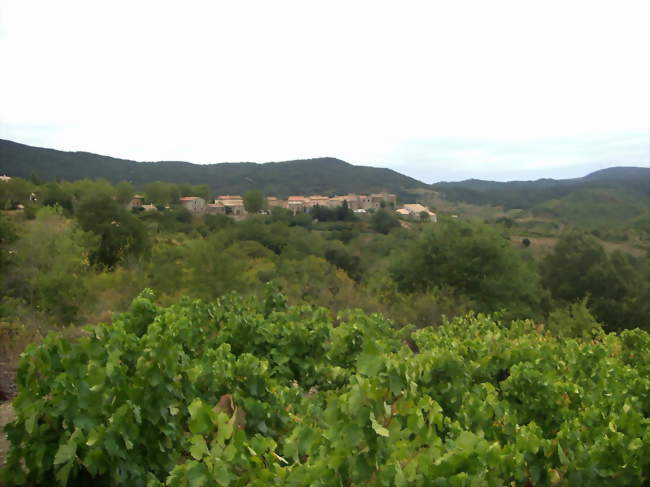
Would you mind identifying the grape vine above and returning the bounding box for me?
[2,289,649,486]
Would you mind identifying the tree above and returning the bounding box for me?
[310,205,337,222]
[76,193,150,268]
[371,209,400,234]
[324,244,362,281]
[1,178,34,209]
[192,184,210,200]
[243,190,265,214]
[29,172,44,186]
[67,178,115,202]
[144,181,179,208]
[115,181,136,205]
[40,182,73,211]
[540,231,645,330]
[8,207,93,323]
[390,220,541,315]
[336,200,356,222]
[540,231,611,303]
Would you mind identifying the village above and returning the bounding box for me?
[2,173,437,222]
[129,191,438,222]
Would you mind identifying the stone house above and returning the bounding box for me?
[307,196,332,209]
[179,196,207,214]
[203,191,398,218]
[217,196,246,220]
[371,193,396,208]
[287,196,307,214]
[398,203,437,222]
[128,194,144,210]
[359,195,373,209]
[266,197,287,209]
[206,201,226,214]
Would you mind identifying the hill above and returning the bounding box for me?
[581,166,650,180]
[432,166,650,210]
[0,139,427,198]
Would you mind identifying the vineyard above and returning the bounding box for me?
[2,289,649,486]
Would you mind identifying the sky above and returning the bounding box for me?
[1,0,648,183]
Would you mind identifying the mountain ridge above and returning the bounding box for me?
[0,139,426,198]
[437,166,650,186]
[2,139,648,205]
[432,166,650,210]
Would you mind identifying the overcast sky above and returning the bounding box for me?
[1,0,648,182]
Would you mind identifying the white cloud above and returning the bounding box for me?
[1,0,648,180]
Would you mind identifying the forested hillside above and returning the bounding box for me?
[430,167,650,240]
[432,167,650,210]
[0,139,427,198]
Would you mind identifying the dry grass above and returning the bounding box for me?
[601,240,648,258]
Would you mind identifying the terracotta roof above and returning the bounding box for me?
[132,194,144,199]
[217,195,242,200]
[179,196,203,201]
[288,196,305,201]
[396,208,410,215]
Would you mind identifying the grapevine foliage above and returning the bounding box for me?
[2,289,649,486]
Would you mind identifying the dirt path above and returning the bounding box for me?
[0,402,15,467]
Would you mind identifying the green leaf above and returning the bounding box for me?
[25,413,37,435]
[456,431,478,452]
[187,365,203,383]
[216,421,233,444]
[558,444,569,465]
[56,461,74,486]
[628,438,642,451]
[86,427,103,447]
[53,441,77,466]
[213,458,235,486]
[395,462,406,487]
[370,412,389,437]
[189,435,209,460]
[357,351,383,376]
[183,461,209,487]
[188,399,213,435]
